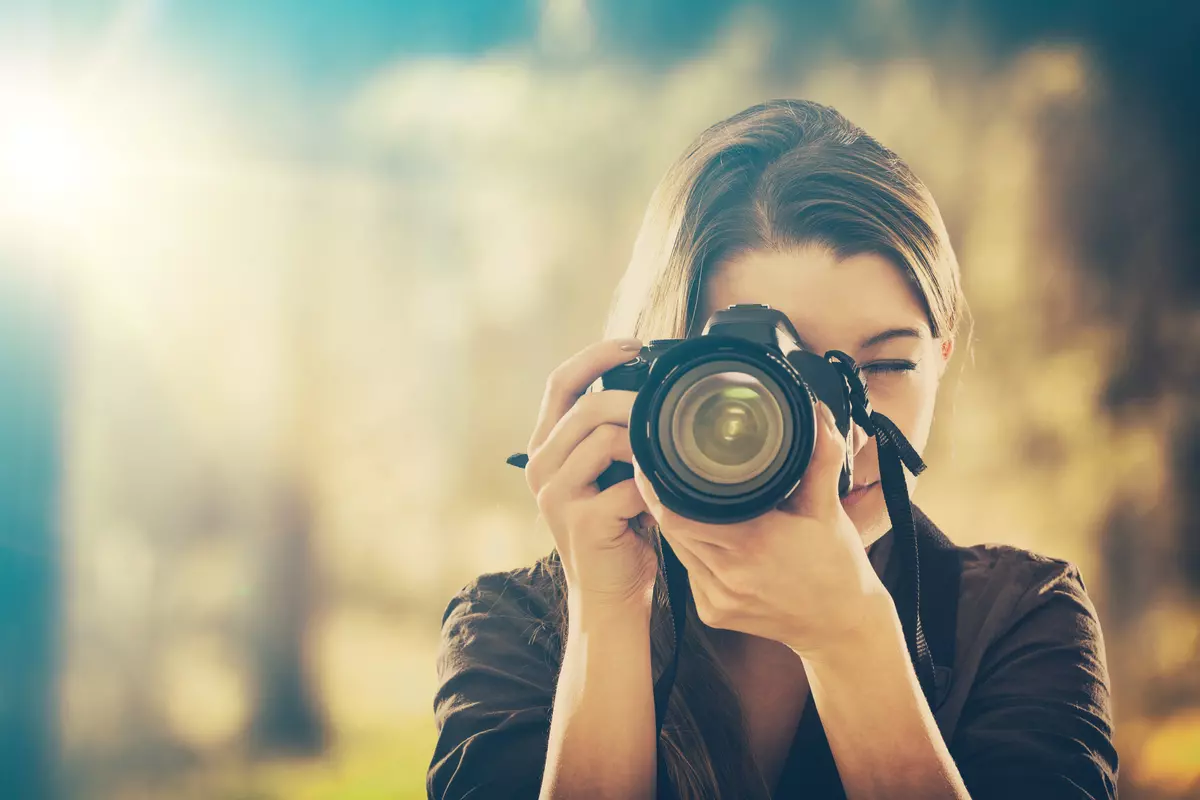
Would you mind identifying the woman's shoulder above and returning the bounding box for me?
[942,532,1105,679]
[955,538,1094,618]
[438,552,566,666]
[431,555,565,792]
[916,507,1096,630]
[931,525,1117,797]
[443,551,564,622]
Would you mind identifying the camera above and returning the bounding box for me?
[596,303,859,524]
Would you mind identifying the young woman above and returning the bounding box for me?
[427,99,1118,799]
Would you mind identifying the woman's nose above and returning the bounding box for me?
[848,417,870,457]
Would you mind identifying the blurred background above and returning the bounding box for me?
[1,0,1198,798]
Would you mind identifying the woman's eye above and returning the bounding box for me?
[861,359,918,375]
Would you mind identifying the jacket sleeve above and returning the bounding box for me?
[427,572,561,800]
[951,560,1119,799]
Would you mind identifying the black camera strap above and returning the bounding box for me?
[870,412,937,700]
[652,538,688,800]
[826,350,937,702]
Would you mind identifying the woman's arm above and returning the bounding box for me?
[539,596,656,800]
[797,559,1118,800]
[799,591,970,799]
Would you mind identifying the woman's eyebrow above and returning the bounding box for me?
[858,326,925,349]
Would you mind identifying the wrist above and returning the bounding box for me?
[567,589,654,637]
[791,588,901,668]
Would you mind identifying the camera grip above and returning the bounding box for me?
[597,460,634,491]
[599,355,649,392]
[594,355,648,492]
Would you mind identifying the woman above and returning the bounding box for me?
[427,99,1118,799]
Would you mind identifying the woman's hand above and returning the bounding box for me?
[524,338,660,615]
[633,401,894,657]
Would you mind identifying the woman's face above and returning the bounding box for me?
[701,244,954,546]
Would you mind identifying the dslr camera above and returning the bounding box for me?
[596,303,861,524]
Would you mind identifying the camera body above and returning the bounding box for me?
[597,303,857,524]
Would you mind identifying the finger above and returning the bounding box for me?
[552,474,648,554]
[590,478,649,523]
[657,527,730,626]
[525,390,636,492]
[657,523,715,585]
[528,338,643,453]
[780,401,846,518]
[631,460,662,516]
[632,462,740,551]
[550,423,634,497]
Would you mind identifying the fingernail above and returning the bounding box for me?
[618,338,643,352]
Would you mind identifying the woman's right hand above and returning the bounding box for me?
[524,338,660,614]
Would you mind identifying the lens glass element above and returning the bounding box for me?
[671,371,785,484]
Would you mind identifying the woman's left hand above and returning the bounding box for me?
[633,401,895,659]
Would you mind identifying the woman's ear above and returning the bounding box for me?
[937,337,955,378]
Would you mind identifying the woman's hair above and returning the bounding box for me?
[550,98,966,797]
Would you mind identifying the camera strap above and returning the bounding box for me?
[868,411,937,700]
[826,349,938,702]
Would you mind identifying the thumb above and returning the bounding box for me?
[631,458,670,531]
[780,401,846,518]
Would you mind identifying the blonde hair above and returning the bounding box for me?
[555,98,966,798]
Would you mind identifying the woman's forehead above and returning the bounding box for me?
[701,246,932,350]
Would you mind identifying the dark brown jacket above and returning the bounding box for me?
[428,507,1118,799]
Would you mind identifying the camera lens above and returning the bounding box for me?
[627,334,817,523]
[669,371,786,485]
